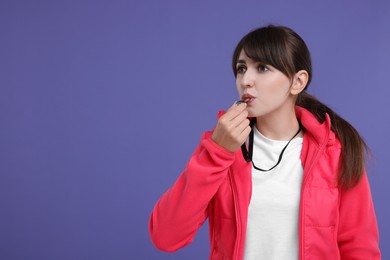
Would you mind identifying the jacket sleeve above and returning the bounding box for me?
[148,131,236,252]
[337,172,381,259]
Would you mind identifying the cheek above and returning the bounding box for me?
[262,78,290,97]
[235,80,242,95]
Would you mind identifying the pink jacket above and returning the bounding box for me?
[149,106,381,259]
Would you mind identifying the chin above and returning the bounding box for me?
[247,113,260,119]
[246,108,262,118]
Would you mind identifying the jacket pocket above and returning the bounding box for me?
[211,177,235,219]
[303,186,340,259]
[305,226,340,260]
[211,217,236,259]
[304,186,339,227]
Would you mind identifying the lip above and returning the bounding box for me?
[241,94,255,103]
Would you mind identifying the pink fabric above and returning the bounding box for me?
[149,106,380,259]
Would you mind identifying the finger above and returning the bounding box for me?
[232,118,250,139]
[229,109,249,127]
[238,124,252,143]
[235,118,250,133]
[223,102,247,121]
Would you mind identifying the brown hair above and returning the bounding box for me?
[232,25,368,190]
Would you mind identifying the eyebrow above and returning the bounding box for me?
[236,59,246,64]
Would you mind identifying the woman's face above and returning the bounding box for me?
[235,50,295,118]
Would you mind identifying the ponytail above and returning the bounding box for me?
[297,92,369,190]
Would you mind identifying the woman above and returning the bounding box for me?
[149,25,381,259]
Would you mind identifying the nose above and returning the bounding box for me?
[241,70,255,88]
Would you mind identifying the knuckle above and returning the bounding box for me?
[226,124,234,132]
[219,117,227,125]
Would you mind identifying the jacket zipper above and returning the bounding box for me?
[229,171,241,260]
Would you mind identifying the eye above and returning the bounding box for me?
[236,65,247,74]
[258,65,269,72]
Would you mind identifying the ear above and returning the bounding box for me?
[290,70,308,95]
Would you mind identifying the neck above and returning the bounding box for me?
[255,106,301,141]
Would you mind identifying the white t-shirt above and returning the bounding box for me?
[243,127,304,260]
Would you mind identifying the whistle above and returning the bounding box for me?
[235,100,247,105]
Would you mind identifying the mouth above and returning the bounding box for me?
[240,94,255,103]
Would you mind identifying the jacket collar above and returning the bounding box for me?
[295,106,335,147]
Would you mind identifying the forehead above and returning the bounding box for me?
[237,50,261,64]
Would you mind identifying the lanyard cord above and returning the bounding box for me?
[241,122,302,172]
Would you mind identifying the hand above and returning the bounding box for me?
[212,102,251,152]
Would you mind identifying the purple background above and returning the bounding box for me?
[1,1,389,259]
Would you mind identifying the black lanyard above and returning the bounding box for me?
[241,121,302,172]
